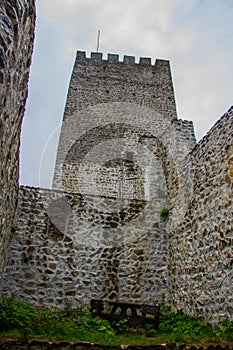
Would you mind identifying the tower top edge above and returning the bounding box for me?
[76,50,170,67]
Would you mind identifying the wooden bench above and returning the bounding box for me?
[90,299,104,316]
[90,299,160,329]
[140,304,160,329]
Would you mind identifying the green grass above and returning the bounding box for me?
[0,295,232,345]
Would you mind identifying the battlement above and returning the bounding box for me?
[76,50,169,67]
[63,50,177,122]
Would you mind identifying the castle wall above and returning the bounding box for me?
[0,185,169,307]
[0,0,35,278]
[169,106,233,324]
[0,111,196,308]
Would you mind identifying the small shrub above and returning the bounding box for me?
[160,208,169,217]
[214,320,233,342]
[144,324,158,337]
[159,311,214,343]
[112,318,128,334]
[0,295,43,337]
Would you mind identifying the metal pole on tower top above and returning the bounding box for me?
[97,30,100,52]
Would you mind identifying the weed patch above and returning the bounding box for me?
[0,296,232,345]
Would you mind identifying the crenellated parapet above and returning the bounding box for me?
[76,50,169,67]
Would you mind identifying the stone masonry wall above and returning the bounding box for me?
[0,185,169,307]
[168,106,233,324]
[53,111,195,201]
[0,0,35,279]
[0,113,196,309]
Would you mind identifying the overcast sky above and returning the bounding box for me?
[20,0,233,188]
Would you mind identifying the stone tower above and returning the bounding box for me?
[53,51,195,197]
[51,51,196,302]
